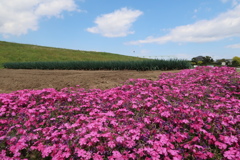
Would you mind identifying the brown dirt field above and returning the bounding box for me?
[0,69,179,93]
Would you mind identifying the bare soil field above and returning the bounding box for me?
[0,69,179,93]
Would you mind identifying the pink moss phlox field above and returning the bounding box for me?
[0,66,239,160]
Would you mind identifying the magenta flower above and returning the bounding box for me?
[224,149,239,160]
[92,153,104,160]
[221,135,238,145]
[75,148,91,159]
[161,111,170,118]
[0,66,239,159]
[116,136,124,143]
[109,151,124,160]
[108,141,116,148]
[215,141,227,150]
[79,138,87,145]
[42,146,55,158]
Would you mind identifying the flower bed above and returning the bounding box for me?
[0,66,239,160]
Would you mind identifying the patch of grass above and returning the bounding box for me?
[0,41,146,68]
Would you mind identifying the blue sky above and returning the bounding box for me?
[0,0,240,60]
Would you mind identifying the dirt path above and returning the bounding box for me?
[0,69,179,93]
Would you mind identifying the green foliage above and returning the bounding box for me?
[191,56,214,65]
[202,56,214,64]
[232,56,240,66]
[3,59,191,71]
[191,62,196,65]
[0,41,146,68]
[191,58,197,63]
[197,61,203,65]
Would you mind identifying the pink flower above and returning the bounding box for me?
[62,150,71,158]
[109,151,123,160]
[0,136,6,140]
[117,100,124,106]
[42,146,54,158]
[144,117,151,124]
[93,153,104,160]
[191,136,200,142]
[1,66,239,160]
[190,123,203,130]
[153,141,167,155]
[106,111,115,117]
[183,144,191,149]
[75,148,91,159]
[172,154,183,160]
[182,119,189,124]
[132,104,138,108]
[194,151,208,159]
[149,151,160,160]
[91,137,99,143]
[108,141,116,148]
[161,111,170,118]
[156,134,169,145]
[221,135,238,145]
[224,149,237,160]
[215,141,227,150]
[146,102,152,107]
[136,148,145,157]
[168,149,179,156]
[9,145,21,157]
[116,136,124,143]
[144,147,154,154]
[79,138,87,145]
[206,152,214,158]
[126,140,136,148]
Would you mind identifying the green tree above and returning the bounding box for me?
[232,56,240,66]
[191,58,197,64]
[191,56,214,65]
[202,56,214,64]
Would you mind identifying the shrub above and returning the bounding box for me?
[3,59,191,71]
[232,56,240,66]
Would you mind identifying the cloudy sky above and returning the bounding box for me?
[0,0,240,60]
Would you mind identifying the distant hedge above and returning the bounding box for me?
[3,59,191,71]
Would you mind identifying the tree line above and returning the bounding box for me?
[191,56,240,66]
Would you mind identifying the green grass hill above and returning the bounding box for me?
[0,41,145,68]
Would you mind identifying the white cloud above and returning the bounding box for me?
[129,5,240,45]
[221,0,240,6]
[87,8,143,37]
[0,0,78,37]
[35,0,78,17]
[226,43,240,48]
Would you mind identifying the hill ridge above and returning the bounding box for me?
[0,41,145,68]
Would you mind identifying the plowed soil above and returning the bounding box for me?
[0,69,179,93]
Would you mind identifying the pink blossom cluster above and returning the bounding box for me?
[0,66,239,160]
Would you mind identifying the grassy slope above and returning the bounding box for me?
[0,41,145,68]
